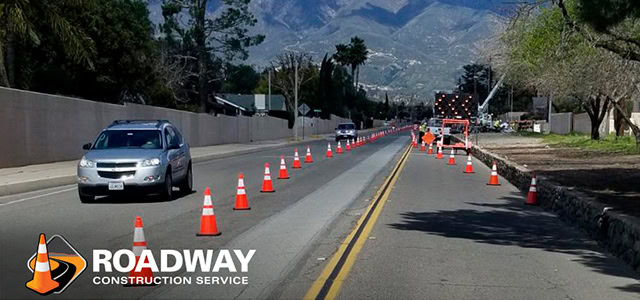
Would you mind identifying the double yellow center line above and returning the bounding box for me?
[304,144,412,300]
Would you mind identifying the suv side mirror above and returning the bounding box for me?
[335,127,337,130]
[82,143,92,150]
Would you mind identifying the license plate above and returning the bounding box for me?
[108,182,124,191]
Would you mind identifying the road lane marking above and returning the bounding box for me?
[0,186,77,207]
[304,144,412,300]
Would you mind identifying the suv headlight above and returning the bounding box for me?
[79,156,95,168]
[141,158,161,167]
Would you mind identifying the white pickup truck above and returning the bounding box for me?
[427,118,451,145]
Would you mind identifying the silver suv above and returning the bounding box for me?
[77,120,192,202]
[335,122,358,142]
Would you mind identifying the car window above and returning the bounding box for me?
[173,127,184,145]
[165,127,181,148]
[337,124,355,130]
[93,130,162,149]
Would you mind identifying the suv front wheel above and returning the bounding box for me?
[179,163,193,194]
[159,169,173,201]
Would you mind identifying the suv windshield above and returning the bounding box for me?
[93,130,162,150]
[338,124,355,130]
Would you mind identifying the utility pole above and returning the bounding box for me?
[268,69,272,111]
[294,60,299,141]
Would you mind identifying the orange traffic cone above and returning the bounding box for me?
[427,142,434,155]
[261,163,275,193]
[346,140,351,151]
[487,161,501,186]
[526,174,538,205]
[293,149,302,169]
[234,173,251,210]
[279,156,290,179]
[337,141,343,154]
[412,137,418,148]
[436,146,444,159]
[126,216,155,286]
[447,148,456,165]
[305,146,314,163]
[326,143,333,158]
[420,141,426,152]
[463,154,474,174]
[26,234,59,295]
[197,187,221,236]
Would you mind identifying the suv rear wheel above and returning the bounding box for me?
[159,169,173,201]
[179,163,193,194]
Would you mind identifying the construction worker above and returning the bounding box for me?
[418,121,426,144]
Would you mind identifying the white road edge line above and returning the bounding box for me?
[0,187,77,207]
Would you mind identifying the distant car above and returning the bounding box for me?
[335,122,358,142]
[77,120,192,202]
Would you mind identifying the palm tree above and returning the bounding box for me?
[0,0,95,87]
[349,36,368,89]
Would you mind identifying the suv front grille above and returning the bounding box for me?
[97,162,137,168]
[98,171,136,179]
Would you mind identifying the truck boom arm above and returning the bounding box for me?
[478,74,505,114]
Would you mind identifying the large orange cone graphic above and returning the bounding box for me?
[526,174,538,205]
[126,216,155,286]
[487,161,501,186]
[463,154,474,174]
[326,143,333,158]
[25,234,59,294]
[305,146,314,163]
[447,148,456,165]
[234,173,251,210]
[261,163,275,193]
[196,187,222,236]
[336,141,343,154]
[293,149,302,169]
[279,156,290,179]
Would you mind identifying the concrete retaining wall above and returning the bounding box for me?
[471,145,640,272]
[0,87,347,168]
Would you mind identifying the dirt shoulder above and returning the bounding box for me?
[474,133,640,217]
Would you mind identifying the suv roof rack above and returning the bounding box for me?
[109,120,170,128]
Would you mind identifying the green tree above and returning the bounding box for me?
[221,64,260,94]
[161,0,264,112]
[0,0,95,87]
[333,36,369,90]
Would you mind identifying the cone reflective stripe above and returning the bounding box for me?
[326,143,333,158]
[463,154,474,173]
[436,146,444,159]
[127,216,155,286]
[447,148,456,165]
[26,234,59,294]
[293,149,302,169]
[234,173,251,210]
[526,174,538,205]
[261,163,275,193]
[197,187,221,236]
[346,140,351,151]
[279,156,290,179]
[420,141,426,152]
[305,146,314,163]
[487,161,501,186]
[336,141,343,154]
[427,142,434,155]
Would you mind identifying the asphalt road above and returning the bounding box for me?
[0,132,406,299]
[334,147,640,299]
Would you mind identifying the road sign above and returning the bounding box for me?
[298,103,310,116]
[313,109,322,113]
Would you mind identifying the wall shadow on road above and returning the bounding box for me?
[387,191,640,293]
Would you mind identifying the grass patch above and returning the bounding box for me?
[542,132,640,154]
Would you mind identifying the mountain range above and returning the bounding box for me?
[148,0,507,102]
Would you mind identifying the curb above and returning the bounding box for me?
[0,128,385,197]
[470,143,640,272]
